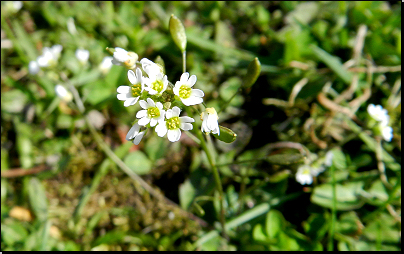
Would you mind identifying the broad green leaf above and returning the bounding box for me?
[311,182,365,211]
[123,150,152,175]
[252,224,268,242]
[335,211,361,235]
[310,45,352,84]
[169,14,187,52]
[266,210,284,239]
[179,179,196,210]
[27,177,48,222]
[1,221,29,245]
[213,126,237,143]
[242,58,261,89]
[144,134,166,162]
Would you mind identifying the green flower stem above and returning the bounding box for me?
[195,129,227,238]
[60,73,208,228]
[375,137,393,189]
[328,164,337,251]
[182,51,186,73]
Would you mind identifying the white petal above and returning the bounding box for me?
[124,97,138,107]
[127,70,137,84]
[147,98,155,107]
[168,129,181,142]
[136,110,148,118]
[150,118,158,127]
[173,83,180,96]
[126,123,140,140]
[165,109,172,119]
[180,72,189,83]
[182,96,203,106]
[133,132,145,145]
[155,123,167,137]
[156,102,163,110]
[172,106,181,117]
[188,75,197,87]
[139,100,147,109]
[191,89,204,97]
[117,86,131,94]
[138,117,150,126]
[180,123,193,131]
[117,93,129,101]
[111,59,122,66]
[179,116,195,123]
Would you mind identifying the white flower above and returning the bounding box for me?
[99,56,113,74]
[55,84,73,102]
[37,45,63,67]
[367,104,389,125]
[140,58,164,76]
[296,165,314,185]
[28,60,40,75]
[200,107,220,135]
[136,98,165,127]
[173,72,204,106]
[126,122,145,145]
[380,124,393,142]
[143,68,168,96]
[117,68,144,107]
[75,49,90,64]
[310,165,325,177]
[111,47,138,69]
[155,106,194,142]
[66,17,77,35]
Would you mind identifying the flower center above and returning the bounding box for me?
[179,85,191,99]
[303,169,311,175]
[131,83,142,97]
[147,107,160,118]
[166,117,180,130]
[151,79,164,93]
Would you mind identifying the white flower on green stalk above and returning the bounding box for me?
[200,107,220,135]
[117,68,144,107]
[367,104,389,125]
[173,72,204,106]
[126,122,145,145]
[37,45,63,67]
[295,165,314,185]
[136,98,165,127]
[143,66,168,96]
[155,106,194,142]
[28,60,40,75]
[380,124,393,142]
[75,49,90,65]
[99,56,113,74]
[111,47,138,69]
[55,84,73,102]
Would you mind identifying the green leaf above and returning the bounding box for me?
[212,126,237,143]
[169,14,187,52]
[310,45,352,84]
[252,224,268,242]
[27,177,48,222]
[265,210,284,239]
[243,57,261,89]
[123,150,152,175]
[179,179,196,210]
[311,182,365,211]
[266,153,304,165]
[1,221,29,246]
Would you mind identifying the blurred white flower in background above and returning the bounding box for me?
[75,49,90,65]
[99,56,113,74]
[295,165,314,185]
[37,45,63,67]
[28,60,40,75]
[66,17,77,35]
[55,84,73,102]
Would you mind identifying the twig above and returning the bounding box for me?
[1,164,50,178]
[348,65,401,73]
[317,92,358,121]
[288,78,308,107]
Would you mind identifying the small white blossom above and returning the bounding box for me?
[136,98,165,127]
[173,72,204,106]
[55,84,73,102]
[66,17,77,35]
[111,47,138,69]
[126,122,145,145]
[140,58,164,76]
[200,107,220,135]
[367,104,389,125]
[296,165,314,185]
[324,150,334,167]
[155,106,194,142]
[143,68,168,96]
[37,45,63,67]
[75,49,90,65]
[117,68,144,107]
[28,60,40,75]
[99,56,113,74]
[380,124,393,142]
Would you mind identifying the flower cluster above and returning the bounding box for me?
[295,151,334,185]
[110,47,220,144]
[367,104,393,142]
[29,44,63,75]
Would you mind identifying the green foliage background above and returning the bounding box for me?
[1,1,401,251]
